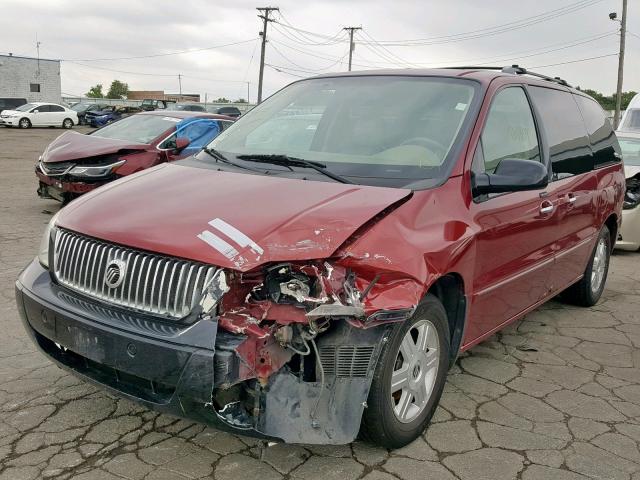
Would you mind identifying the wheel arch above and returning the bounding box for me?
[604,213,618,251]
[426,272,467,367]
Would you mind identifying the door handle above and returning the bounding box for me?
[540,201,554,214]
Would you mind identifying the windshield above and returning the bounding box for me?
[71,104,90,112]
[206,76,478,188]
[16,103,37,112]
[620,136,640,166]
[92,114,180,143]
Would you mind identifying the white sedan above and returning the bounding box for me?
[616,131,640,251]
[0,102,78,129]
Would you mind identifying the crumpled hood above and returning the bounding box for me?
[624,165,640,179]
[57,163,411,271]
[42,131,148,163]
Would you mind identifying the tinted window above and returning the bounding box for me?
[574,95,619,167]
[479,87,540,173]
[49,105,64,112]
[528,86,592,178]
[35,105,50,113]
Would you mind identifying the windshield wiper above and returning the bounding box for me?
[202,148,264,173]
[235,154,352,184]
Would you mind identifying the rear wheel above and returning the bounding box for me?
[62,118,74,129]
[360,294,450,448]
[562,225,611,306]
[19,118,31,129]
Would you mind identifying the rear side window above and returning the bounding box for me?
[478,87,540,173]
[574,95,620,167]
[528,86,592,179]
[49,105,64,112]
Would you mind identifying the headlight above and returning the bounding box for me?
[69,160,125,178]
[38,210,61,268]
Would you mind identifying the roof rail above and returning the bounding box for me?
[446,64,571,87]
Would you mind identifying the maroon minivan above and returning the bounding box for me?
[16,66,624,447]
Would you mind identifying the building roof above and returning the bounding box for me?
[0,53,60,63]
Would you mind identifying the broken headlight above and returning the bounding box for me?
[38,210,61,269]
[257,263,320,305]
[624,176,640,210]
[68,160,126,178]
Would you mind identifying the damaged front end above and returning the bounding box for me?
[198,260,419,443]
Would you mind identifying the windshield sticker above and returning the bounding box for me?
[455,103,468,111]
[162,117,181,122]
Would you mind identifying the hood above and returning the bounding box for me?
[624,165,640,179]
[1,109,20,116]
[57,164,411,271]
[42,131,149,163]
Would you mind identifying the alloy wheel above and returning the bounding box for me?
[591,237,608,294]
[390,319,440,423]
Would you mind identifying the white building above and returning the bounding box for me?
[0,54,61,103]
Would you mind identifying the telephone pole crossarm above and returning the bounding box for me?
[343,26,361,72]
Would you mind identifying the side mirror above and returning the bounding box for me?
[473,158,548,196]
[174,137,191,152]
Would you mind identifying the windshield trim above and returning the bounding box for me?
[206,74,483,191]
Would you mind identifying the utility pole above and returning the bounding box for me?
[178,74,182,96]
[257,6,279,104]
[612,0,627,129]
[36,33,41,77]
[343,27,361,71]
[247,82,250,103]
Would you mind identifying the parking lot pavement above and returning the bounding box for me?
[1,127,639,480]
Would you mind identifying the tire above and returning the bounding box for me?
[62,118,74,129]
[360,294,450,448]
[19,118,31,129]
[562,225,611,306]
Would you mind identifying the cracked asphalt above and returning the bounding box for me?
[1,127,640,480]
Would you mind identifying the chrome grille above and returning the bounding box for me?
[53,229,217,319]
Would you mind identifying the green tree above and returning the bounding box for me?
[579,89,637,111]
[215,97,230,103]
[106,80,130,99]
[86,84,104,98]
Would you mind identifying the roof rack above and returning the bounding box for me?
[446,65,571,87]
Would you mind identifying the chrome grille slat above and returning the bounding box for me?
[53,229,217,319]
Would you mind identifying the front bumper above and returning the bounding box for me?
[16,260,385,444]
[0,117,18,126]
[36,171,103,202]
[616,206,640,251]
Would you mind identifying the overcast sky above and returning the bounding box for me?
[1,0,638,102]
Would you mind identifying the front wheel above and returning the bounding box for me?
[562,225,611,306]
[62,118,74,129]
[19,118,31,129]
[360,294,450,448]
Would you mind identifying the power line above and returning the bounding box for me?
[529,53,618,68]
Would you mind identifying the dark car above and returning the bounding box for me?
[0,97,27,113]
[215,106,242,118]
[140,99,176,111]
[171,103,206,112]
[36,111,233,203]
[71,103,110,125]
[17,66,623,447]
[87,106,143,127]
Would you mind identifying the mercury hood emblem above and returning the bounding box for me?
[104,259,126,289]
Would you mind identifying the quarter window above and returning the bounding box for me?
[478,87,540,174]
[574,94,620,167]
[528,86,592,178]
